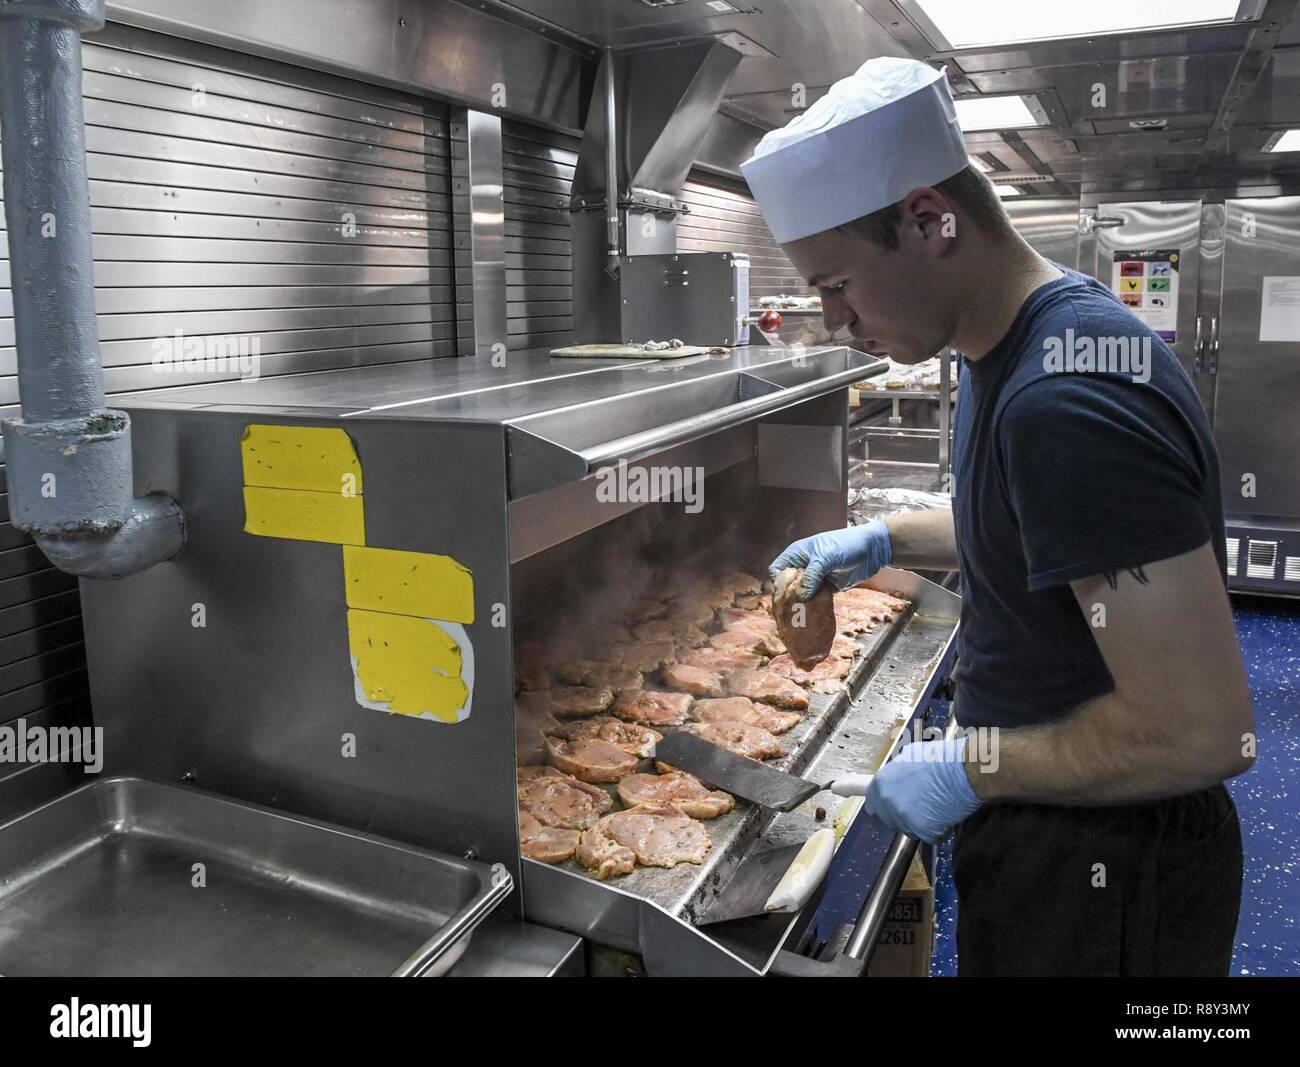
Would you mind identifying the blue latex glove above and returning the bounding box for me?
[864,736,982,844]
[768,519,893,600]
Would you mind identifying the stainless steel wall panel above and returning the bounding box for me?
[79,182,451,228]
[80,406,524,891]
[500,121,577,351]
[82,71,449,155]
[82,101,448,174]
[1217,197,1300,523]
[679,173,807,300]
[1002,197,1082,271]
[104,0,587,131]
[0,591,82,639]
[87,21,451,127]
[82,154,451,211]
[0,23,461,735]
[0,570,79,611]
[0,670,90,725]
[82,208,444,247]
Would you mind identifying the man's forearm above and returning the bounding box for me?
[882,507,957,571]
[966,688,1253,806]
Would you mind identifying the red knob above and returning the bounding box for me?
[758,309,782,332]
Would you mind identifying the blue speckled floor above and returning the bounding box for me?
[931,594,1300,977]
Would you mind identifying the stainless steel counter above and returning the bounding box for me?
[118,345,869,421]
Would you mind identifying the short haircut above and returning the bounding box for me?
[835,165,1009,250]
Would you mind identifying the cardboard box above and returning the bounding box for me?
[866,854,935,977]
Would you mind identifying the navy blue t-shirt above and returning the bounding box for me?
[951,267,1225,730]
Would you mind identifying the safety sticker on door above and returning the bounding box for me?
[1111,249,1179,342]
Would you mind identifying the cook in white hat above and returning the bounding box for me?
[741,57,1060,363]
[753,58,1253,978]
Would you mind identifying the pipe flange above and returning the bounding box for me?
[2,409,134,533]
[0,0,105,31]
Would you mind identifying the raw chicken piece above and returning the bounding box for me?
[690,696,802,735]
[837,586,909,619]
[662,663,725,699]
[682,720,783,760]
[666,598,720,630]
[517,685,615,720]
[766,653,854,693]
[633,618,695,643]
[617,772,734,819]
[828,634,861,659]
[608,640,676,672]
[716,571,764,598]
[612,689,694,727]
[710,628,786,658]
[656,720,782,773]
[681,647,765,673]
[550,660,644,692]
[546,715,661,758]
[519,772,613,830]
[836,605,884,635]
[735,594,772,612]
[520,809,580,864]
[544,734,637,783]
[716,607,780,634]
[517,765,563,786]
[577,803,710,878]
[772,566,838,670]
[575,824,636,880]
[631,597,668,621]
[671,623,711,650]
[725,668,811,710]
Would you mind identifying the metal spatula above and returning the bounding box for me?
[655,731,873,812]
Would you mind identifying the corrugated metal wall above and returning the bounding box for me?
[679,171,808,300]
[501,120,578,350]
[0,24,458,781]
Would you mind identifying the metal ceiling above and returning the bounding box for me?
[480,0,1300,196]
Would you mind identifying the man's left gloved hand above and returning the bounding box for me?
[863,735,983,844]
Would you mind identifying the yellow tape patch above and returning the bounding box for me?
[243,486,365,545]
[343,545,474,624]
[241,424,364,495]
[347,608,470,722]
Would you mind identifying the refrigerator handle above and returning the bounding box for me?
[1210,315,1219,376]
[1193,316,1204,374]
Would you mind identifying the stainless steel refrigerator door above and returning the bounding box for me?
[1218,198,1300,526]
[1091,200,1209,410]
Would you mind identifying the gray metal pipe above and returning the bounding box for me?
[0,0,185,578]
[603,48,620,275]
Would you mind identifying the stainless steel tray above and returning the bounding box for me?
[0,777,512,977]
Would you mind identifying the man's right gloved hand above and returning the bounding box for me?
[767,519,894,600]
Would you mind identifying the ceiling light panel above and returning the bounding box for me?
[904,0,1244,50]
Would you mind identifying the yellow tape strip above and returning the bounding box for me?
[243,486,365,545]
[343,545,474,624]
[347,608,468,721]
[241,424,364,495]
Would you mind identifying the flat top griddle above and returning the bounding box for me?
[526,570,958,972]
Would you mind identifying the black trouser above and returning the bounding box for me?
[952,784,1243,976]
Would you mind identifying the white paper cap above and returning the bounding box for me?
[741,58,969,244]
